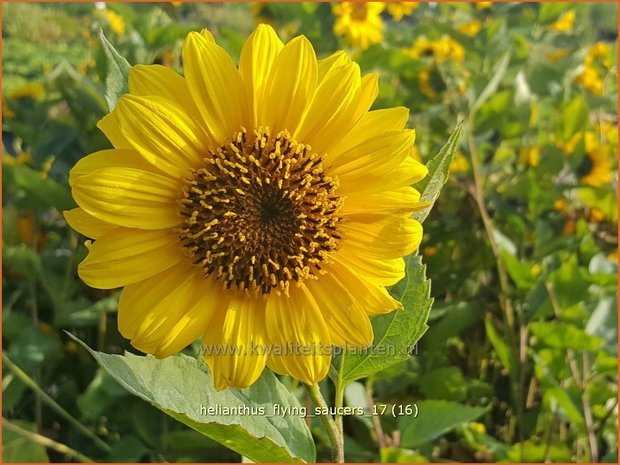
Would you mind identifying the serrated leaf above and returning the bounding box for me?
[412,123,463,223]
[399,400,488,448]
[338,255,432,384]
[68,334,315,463]
[99,30,131,111]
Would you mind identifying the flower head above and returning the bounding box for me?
[66,25,428,390]
[418,66,438,98]
[8,83,45,101]
[575,65,604,96]
[581,132,614,187]
[475,2,492,10]
[458,20,482,36]
[519,146,540,167]
[549,10,575,32]
[332,2,385,50]
[546,48,569,63]
[450,151,470,173]
[387,2,418,22]
[99,9,126,35]
[403,35,464,64]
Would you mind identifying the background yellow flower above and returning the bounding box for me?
[332,2,385,50]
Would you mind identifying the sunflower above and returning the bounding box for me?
[65,25,427,390]
[332,2,385,50]
[387,2,418,22]
[549,10,575,33]
[581,132,613,187]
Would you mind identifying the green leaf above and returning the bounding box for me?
[506,439,571,462]
[585,296,618,354]
[2,421,50,463]
[77,369,129,421]
[500,251,536,290]
[544,387,585,432]
[484,319,513,374]
[99,29,131,112]
[417,366,467,402]
[562,95,588,140]
[412,123,463,223]
[2,244,42,284]
[339,255,432,384]
[399,400,488,448]
[470,52,511,118]
[380,447,426,463]
[107,436,149,462]
[344,382,372,429]
[68,334,315,463]
[3,164,75,212]
[538,3,571,24]
[423,302,479,350]
[530,321,603,351]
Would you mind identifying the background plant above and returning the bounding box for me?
[3,2,617,463]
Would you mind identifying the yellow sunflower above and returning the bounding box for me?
[581,132,614,187]
[549,10,575,33]
[387,2,418,22]
[65,25,427,390]
[332,2,385,50]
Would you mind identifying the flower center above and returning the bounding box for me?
[178,128,342,296]
[351,3,368,20]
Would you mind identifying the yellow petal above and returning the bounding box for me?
[200,28,215,42]
[340,216,423,259]
[296,62,362,154]
[118,260,222,358]
[328,107,409,162]
[350,73,379,122]
[329,257,402,315]
[305,273,373,347]
[317,50,351,80]
[202,294,267,390]
[128,64,203,122]
[259,36,318,135]
[115,95,210,178]
[338,155,428,196]
[334,249,405,287]
[97,112,132,150]
[69,149,164,180]
[239,24,284,129]
[265,285,331,385]
[331,129,415,176]
[78,228,182,289]
[183,32,247,143]
[341,186,429,217]
[63,207,117,239]
[71,166,181,230]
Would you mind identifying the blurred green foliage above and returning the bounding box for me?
[2,2,618,463]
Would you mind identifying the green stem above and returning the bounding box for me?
[334,354,346,442]
[366,378,387,449]
[465,120,525,453]
[2,353,111,453]
[2,418,95,463]
[306,383,344,463]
